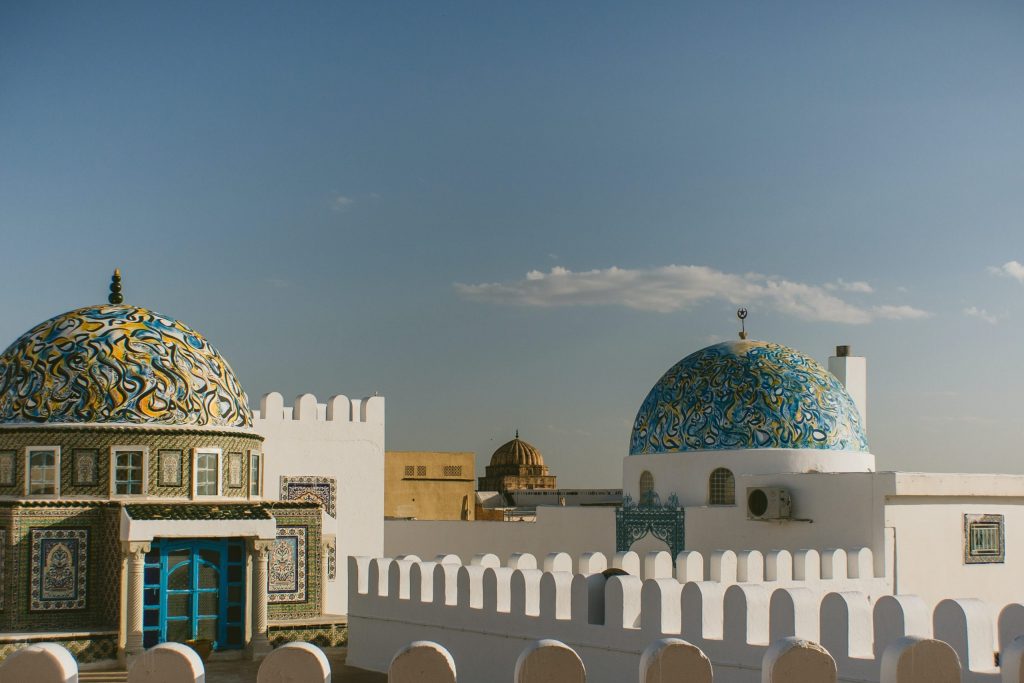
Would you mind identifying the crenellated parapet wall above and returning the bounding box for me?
[253,392,385,425]
[347,550,1023,682]
[253,391,386,617]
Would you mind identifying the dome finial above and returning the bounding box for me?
[108,269,124,304]
[515,429,519,439]
[737,308,748,340]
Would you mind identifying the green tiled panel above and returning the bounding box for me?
[268,505,322,621]
[0,427,261,498]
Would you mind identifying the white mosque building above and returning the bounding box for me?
[5,273,1024,681]
[356,334,1024,682]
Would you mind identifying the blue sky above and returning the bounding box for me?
[1,2,1023,485]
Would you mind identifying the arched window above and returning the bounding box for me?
[708,468,735,505]
[639,470,654,504]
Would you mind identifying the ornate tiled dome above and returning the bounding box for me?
[630,340,867,454]
[0,303,252,428]
[489,433,545,467]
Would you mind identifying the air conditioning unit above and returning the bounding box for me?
[746,487,792,520]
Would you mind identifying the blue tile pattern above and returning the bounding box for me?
[0,304,251,427]
[630,340,867,454]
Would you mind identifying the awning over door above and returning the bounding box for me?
[120,503,279,541]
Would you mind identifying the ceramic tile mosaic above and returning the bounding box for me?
[280,476,336,517]
[0,304,252,427]
[0,632,118,664]
[227,452,243,487]
[268,621,347,648]
[30,528,89,611]
[268,526,306,603]
[0,528,5,610]
[72,449,99,486]
[326,535,336,581]
[0,451,14,487]
[157,449,183,486]
[2,503,120,633]
[266,505,321,621]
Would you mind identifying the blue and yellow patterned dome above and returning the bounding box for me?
[630,340,867,454]
[0,304,252,428]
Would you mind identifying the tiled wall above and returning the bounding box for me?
[0,427,262,499]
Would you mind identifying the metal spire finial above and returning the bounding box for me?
[108,269,124,304]
[515,429,519,439]
[737,308,748,340]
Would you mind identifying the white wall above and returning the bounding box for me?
[255,391,385,615]
[622,449,875,507]
[384,506,616,567]
[684,471,889,579]
[346,552,1005,683]
[886,498,1024,612]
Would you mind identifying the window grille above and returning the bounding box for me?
[416,465,427,476]
[249,453,262,496]
[404,465,415,476]
[965,514,1004,563]
[195,451,219,496]
[28,450,57,495]
[708,468,735,505]
[115,450,144,495]
[443,465,462,477]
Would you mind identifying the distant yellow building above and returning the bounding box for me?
[384,451,476,520]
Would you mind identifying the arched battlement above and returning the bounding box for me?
[254,391,385,424]
[347,550,1012,682]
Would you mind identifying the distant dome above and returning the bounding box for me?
[630,340,867,455]
[490,434,545,467]
[0,304,252,428]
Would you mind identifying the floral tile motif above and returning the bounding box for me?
[157,450,182,486]
[30,528,89,611]
[325,535,336,581]
[280,476,336,517]
[72,449,98,486]
[268,526,306,603]
[227,452,244,488]
[0,451,15,486]
[0,528,5,610]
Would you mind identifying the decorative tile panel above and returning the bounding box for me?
[72,450,98,486]
[268,526,306,603]
[0,452,14,486]
[157,450,182,487]
[280,476,336,517]
[227,452,243,488]
[325,535,336,581]
[0,528,5,610]
[30,528,88,611]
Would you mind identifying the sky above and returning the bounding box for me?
[1,2,1023,486]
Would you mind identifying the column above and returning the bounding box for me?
[123,541,150,658]
[249,538,274,658]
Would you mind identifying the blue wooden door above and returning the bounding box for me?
[142,539,246,650]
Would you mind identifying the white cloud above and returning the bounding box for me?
[331,195,354,212]
[989,261,1024,283]
[825,278,874,294]
[871,304,932,320]
[963,306,999,324]
[455,264,930,325]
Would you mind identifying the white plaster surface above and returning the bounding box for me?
[388,641,457,683]
[256,641,331,683]
[255,392,385,615]
[384,506,616,568]
[0,642,78,683]
[128,642,205,683]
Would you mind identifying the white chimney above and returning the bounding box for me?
[828,345,867,430]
